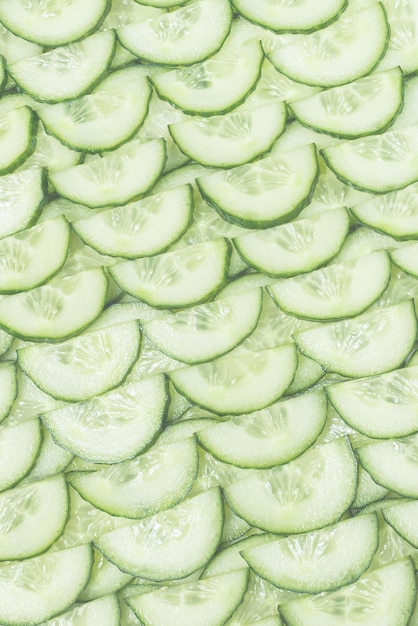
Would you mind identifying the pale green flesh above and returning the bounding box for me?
[0,216,70,293]
[68,437,198,517]
[197,144,318,228]
[268,4,389,87]
[17,320,142,402]
[0,106,36,174]
[291,68,403,138]
[0,0,110,45]
[0,418,42,491]
[40,375,167,463]
[279,558,416,626]
[327,365,418,438]
[9,31,116,102]
[38,65,152,152]
[0,167,45,240]
[117,0,232,65]
[0,361,17,424]
[42,594,121,626]
[72,185,192,259]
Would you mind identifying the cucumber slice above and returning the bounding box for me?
[0,25,42,64]
[383,500,418,549]
[152,33,264,115]
[357,432,418,497]
[268,250,391,321]
[391,243,418,276]
[43,594,121,626]
[68,437,198,517]
[279,558,416,626]
[50,138,166,208]
[0,106,37,175]
[291,67,404,138]
[0,267,108,341]
[169,102,286,168]
[72,185,192,259]
[224,437,357,534]
[378,0,418,75]
[327,365,418,438]
[0,216,70,293]
[197,391,327,468]
[110,239,230,309]
[17,320,141,402]
[9,31,116,103]
[322,124,418,193]
[351,181,418,238]
[79,550,133,602]
[242,514,379,593]
[141,288,262,364]
[0,167,46,240]
[0,419,42,491]
[0,0,110,46]
[232,0,346,33]
[26,426,74,482]
[234,207,349,276]
[126,569,249,626]
[268,3,389,87]
[0,544,93,626]
[40,374,167,463]
[295,300,417,378]
[94,488,224,580]
[38,65,152,152]
[117,0,232,65]
[0,361,17,424]
[169,344,297,415]
[197,144,318,228]
[0,474,69,560]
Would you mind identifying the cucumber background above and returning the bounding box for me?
[1,0,418,625]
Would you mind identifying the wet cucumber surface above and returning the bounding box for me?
[1,1,418,625]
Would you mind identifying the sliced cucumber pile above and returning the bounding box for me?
[2,1,418,625]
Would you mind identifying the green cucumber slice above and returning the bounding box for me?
[234,207,349,276]
[351,181,418,238]
[242,514,379,593]
[232,0,346,33]
[126,569,249,626]
[197,144,318,228]
[40,374,167,463]
[0,419,42,491]
[9,31,116,103]
[197,391,327,468]
[0,361,17,424]
[43,594,121,626]
[0,544,93,626]
[0,0,110,46]
[383,500,418,549]
[295,300,417,378]
[72,185,192,259]
[0,474,69,560]
[169,102,287,168]
[391,243,418,276]
[17,320,141,402]
[94,488,224,580]
[68,437,198,517]
[152,31,264,115]
[291,67,404,138]
[79,550,133,602]
[268,3,389,87]
[110,238,230,309]
[0,267,108,341]
[117,0,232,65]
[327,365,418,438]
[169,344,297,415]
[0,216,70,293]
[50,138,166,208]
[26,426,73,482]
[141,288,262,364]
[224,437,357,534]
[0,167,46,240]
[322,124,418,193]
[0,24,42,64]
[268,250,391,321]
[0,106,37,175]
[279,558,416,626]
[378,0,418,75]
[38,65,152,152]
[357,432,418,497]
